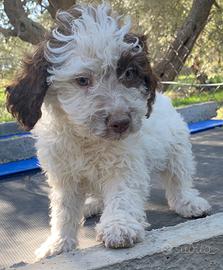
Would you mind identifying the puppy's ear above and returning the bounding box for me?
[124,33,158,118]
[145,65,158,118]
[6,43,50,131]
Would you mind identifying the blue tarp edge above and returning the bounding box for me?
[0,157,40,178]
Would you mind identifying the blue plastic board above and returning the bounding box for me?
[188,119,223,134]
[0,132,30,140]
[0,157,40,178]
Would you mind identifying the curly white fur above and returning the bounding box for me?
[33,3,211,260]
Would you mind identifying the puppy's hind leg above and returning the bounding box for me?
[162,140,211,218]
[83,196,103,219]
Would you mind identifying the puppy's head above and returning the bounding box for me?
[6,3,157,139]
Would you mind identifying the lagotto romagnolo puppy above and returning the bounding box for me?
[6,3,211,259]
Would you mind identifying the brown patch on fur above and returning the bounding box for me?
[124,33,148,54]
[116,51,148,88]
[6,43,50,130]
[117,33,158,118]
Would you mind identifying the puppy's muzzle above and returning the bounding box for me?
[107,113,131,134]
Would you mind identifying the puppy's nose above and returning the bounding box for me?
[108,115,130,133]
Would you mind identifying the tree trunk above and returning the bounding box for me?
[154,0,215,91]
[47,0,76,18]
[2,0,76,44]
[3,0,46,44]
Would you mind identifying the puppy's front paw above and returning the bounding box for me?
[96,220,145,248]
[35,236,77,260]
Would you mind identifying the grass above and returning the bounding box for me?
[168,88,223,120]
[170,89,223,107]
[217,106,223,119]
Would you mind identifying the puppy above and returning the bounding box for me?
[6,3,211,259]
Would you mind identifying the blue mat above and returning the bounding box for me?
[0,157,40,178]
[0,132,30,140]
[188,119,223,134]
[0,119,222,178]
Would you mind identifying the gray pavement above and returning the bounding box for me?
[0,135,35,164]
[0,128,223,269]
[87,235,223,270]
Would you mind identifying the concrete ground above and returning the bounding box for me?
[0,128,223,269]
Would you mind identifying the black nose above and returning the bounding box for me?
[108,116,130,134]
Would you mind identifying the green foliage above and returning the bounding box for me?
[0,37,33,80]
[0,0,52,80]
[209,75,223,84]
[109,0,191,61]
[0,87,13,123]
[217,106,223,119]
[171,89,223,107]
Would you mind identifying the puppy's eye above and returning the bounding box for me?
[125,68,136,81]
[75,77,91,87]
